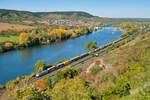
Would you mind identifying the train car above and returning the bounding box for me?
[80,52,89,59]
[94,48,99,52]
[63,60,70,65]
[102,45,107,49]
[98,47,103,51]
[55,63,64,69]
[36,70,48,77]
[69,59,75,63]
[88,51,93,54]
[107,43,113,46]
[71,55,81,62]
[94,49,98,52]
[60,63,65,68]
[69,55,80,63]
[47,66,55,72]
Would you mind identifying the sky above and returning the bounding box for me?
[0,0,150,18]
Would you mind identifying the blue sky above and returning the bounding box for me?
[0,0,150,18]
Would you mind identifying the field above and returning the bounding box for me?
[0,22,35,31]
[0,35,19,43]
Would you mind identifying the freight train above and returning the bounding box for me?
[35,36,129,77]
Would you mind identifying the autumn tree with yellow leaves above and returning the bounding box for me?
[19,32,31,46]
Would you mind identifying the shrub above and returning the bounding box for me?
[0,84,5,89]
[54,66,77,84]
[89,65,103,75]
[50,78,99,100]
[4,42,14,50]
[44,77,52,88]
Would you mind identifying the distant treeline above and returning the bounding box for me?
[0,25,97,53]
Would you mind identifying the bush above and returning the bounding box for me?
[4,42,14,50]
[44,77,52,88]
[54,66,77,84]
[0,84,5,89]
[50,78,99,100]
[76,67,82,74]
[89,65,103,75]
[0,46,4,53]
[102,77,131,100]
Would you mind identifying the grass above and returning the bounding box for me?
[89,65,103,75]
[78,32,150,100]
[0,35,19,43]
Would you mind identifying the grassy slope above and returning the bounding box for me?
[0,35,19,43]
[80,32,150,100]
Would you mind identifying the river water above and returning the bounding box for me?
[0,26,123,85]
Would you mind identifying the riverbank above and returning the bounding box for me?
[0,26,99,54]
[0,26,122,85]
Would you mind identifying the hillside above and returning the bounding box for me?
[1,9,150,25]
[0,9,95,22]
[79,32,150,99]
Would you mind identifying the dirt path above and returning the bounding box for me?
[86,62,95,73]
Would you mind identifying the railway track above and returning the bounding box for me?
[28,54,93,84]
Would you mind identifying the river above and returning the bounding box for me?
[0,26,123,85]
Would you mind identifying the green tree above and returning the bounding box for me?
[16,85,42,100]
[54,66,77,84]
[35,60,46,72]
[84,41,98,51]
[44,77,52,88]
[50,78,98,100]
[91,41,98,49]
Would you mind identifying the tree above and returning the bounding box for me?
[4,42,14,50]
[34,80,48,91]
[19,32,31,47]
[0,46,3,53]
[48,62,53,67]
[84,41,98,51]
[51,29,68,40]
[54,66,77,84]
[49,78,98,100]
[16,85,42,100]
[84,42,91,51]
[91,41,98,49]
[44,77,52,88]
[35,60,46,72]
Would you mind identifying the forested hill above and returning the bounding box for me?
[0,9,150,25]
[34,11,94,18]
[0,9,95,21]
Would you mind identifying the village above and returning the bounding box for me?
[38,19,100,27]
